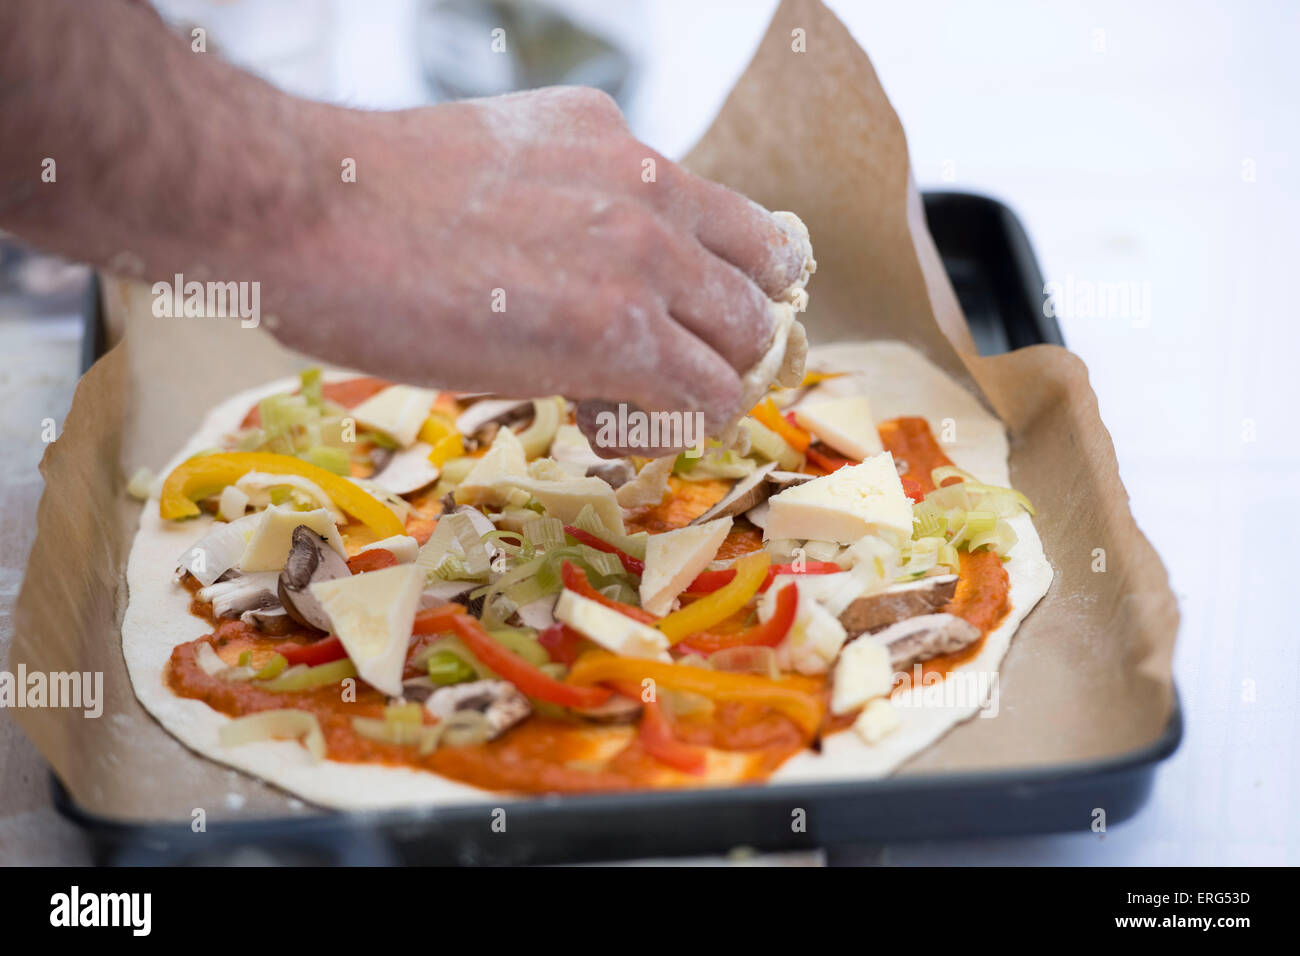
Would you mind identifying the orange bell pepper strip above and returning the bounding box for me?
[638,698,707,775]
[654,551,770,645]
[567,650,822,736]
[159,451,405,537]
[560,561,656,624]
[804,445,855,474]
[750,397,810,453]
[676,583,799,656]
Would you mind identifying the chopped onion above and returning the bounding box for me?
[219,709,326,761]
[176,513,261,586]
[195,643,226,676]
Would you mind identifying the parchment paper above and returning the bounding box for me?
[10,0,1177,822]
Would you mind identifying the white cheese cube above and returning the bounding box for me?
[350,384,437,447]
[240,506,347,572]
[638,517,733,616]
[554,589,671,662]
[358,534,420,564]
[853,698,901,744]
[764,452,912,546]
[794,396,883,461]
[830,637,894,715]
[309,563,424,696]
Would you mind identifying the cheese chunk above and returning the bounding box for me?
[455,427,527,507]
[763,452,912,546]
[638,517,732,616]
[359,534,420,564]
[830,636,893,714]
[239,506,347,572]
[555,589,671,662]
[350,384,437,447]
[853,697,901,744]
[511,474,626,535]
[794,396,883,461]
[309,564,423,697]
[767,581,848,675]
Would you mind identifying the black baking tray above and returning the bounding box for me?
[56,190,1180,865]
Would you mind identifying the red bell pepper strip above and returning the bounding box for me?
[685,560,842,596]
[412,604,467,636]
[537,622,586,667]
[278,634,349,667]
[346,548,398,574]
[638,698,707,775]
[900,476,925,502]
[562,526,644,576]
[452,614,612,709]
[805,444,856,474]
[676,582,799,655]
[560,561,657,624]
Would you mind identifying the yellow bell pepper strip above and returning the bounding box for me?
[159,451,405,537]
[567,650,823,736]
[417,412,455,444]
[427,431,464,468]
[653,551,770,645]
[750,397,810,453]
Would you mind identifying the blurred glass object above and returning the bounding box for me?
[417,0,636,103]
[151,0,335,101]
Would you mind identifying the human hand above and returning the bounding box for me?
[265,87,809,450]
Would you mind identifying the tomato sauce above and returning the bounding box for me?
[166,407,1013,794]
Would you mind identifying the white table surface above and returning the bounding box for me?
[1,0,1293,865]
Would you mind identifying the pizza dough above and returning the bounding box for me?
[121,342,1051,810]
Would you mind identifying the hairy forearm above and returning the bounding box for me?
[0,0,331,281]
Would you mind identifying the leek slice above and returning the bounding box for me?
[219,710,326,761]
[572,503,648,559]
[259,657,357,692]
[517,397,566,459]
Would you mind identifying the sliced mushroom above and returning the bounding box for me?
[455,398,533,438]
[424,679,531,739]
[586,459,636,489]
[767,469,816,487]
[240,606,294,634]
[839,574,959,638]
[400,675,437,704]
[745,500,770,530]
[570,694,644,725]
[869,612,980,670]
[419,580,475,609]
[198,571,281,619]
[277,525,352,631]
[370,442,440,496]
[692,461,777,524]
